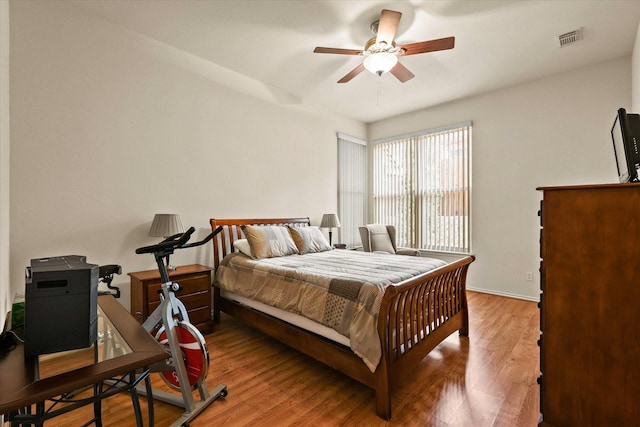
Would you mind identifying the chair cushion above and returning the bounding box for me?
[367,225,396,254]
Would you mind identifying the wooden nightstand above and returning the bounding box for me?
[129,264,214,334]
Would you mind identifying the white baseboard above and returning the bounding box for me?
[467,286,539,302]
[416,252,538,303]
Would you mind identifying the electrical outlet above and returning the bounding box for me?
[526,272,533,281]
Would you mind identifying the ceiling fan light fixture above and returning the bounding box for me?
[363,52,398,76]
[314,8,454,83]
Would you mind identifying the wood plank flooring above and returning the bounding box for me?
[33,291,540,427]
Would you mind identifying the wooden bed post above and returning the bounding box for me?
[459,262,471,337]
[375,289,395,420]
[374,362,392,420]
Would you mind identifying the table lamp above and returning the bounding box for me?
[148,214,184,270]
[320,213,341,246]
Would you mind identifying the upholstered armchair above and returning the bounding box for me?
[358,224,420,256]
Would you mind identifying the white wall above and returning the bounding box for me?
[8,1,365,310]
[0,0,10,329]
[369,58,630,300]
[6,1,637,310]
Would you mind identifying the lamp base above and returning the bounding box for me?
[165,254,177,271]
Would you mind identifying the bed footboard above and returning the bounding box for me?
[373,255,473,419]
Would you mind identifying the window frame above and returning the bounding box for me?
[372,122,472,254]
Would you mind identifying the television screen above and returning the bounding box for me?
[611,108,640,183]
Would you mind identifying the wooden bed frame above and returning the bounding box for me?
[209,217,475,420]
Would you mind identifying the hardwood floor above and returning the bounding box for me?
[36,291,540,427]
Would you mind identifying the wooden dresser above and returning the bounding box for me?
[129,264,214,334]
[537,183,640,426]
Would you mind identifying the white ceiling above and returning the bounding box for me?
[67,0,640,123]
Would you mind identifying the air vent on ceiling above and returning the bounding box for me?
[558,28,583,48]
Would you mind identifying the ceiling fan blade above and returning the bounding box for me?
[338,63,365,83]
[399,37,455,56]
[314,47,362,55]
[376,9,402,46]
[390,62,415,83]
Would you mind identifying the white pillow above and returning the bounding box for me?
[233,239,252,257]
[288,226,333,254]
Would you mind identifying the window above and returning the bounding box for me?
[337,133,367,248]
[372,122,472,253]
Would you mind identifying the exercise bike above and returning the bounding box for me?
[135,226,226,427]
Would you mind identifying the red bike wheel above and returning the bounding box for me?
[155,321,209,390]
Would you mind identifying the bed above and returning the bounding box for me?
[210,217,474,420]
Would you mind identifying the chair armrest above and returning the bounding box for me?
[396,248,420,256]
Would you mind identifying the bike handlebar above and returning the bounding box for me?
[181,226,223,249]
[135,226,223,255]
[135,226,196,254]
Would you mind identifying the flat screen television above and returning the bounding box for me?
[612,108,640,183]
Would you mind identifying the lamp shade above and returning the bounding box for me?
[363,52,398,76]
[320,213,341,229]
[148,214,185,237]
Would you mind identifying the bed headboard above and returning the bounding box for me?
[209,217,311,270]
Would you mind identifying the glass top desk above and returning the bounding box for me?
[0,295,168,426]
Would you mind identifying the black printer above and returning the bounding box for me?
[24,255,98,357]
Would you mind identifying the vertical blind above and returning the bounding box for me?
[337,133,367,248]
[373,122,472,253]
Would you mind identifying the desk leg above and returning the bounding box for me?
[144,369,154,427]
[129,372,144,427]
[93,382,103,427]
[35,401,44,427]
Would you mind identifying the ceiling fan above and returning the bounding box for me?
[314,9,455,83]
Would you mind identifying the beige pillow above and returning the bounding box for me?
[288,226,333,254]
[241,225,299,259]
[232,239,252,257]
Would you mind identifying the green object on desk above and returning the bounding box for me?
[11,301,24,331]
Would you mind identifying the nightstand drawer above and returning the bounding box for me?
[148,290,210,315]
[147,273,211,303]
[187,305,213,326]
[129,264,214,334]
